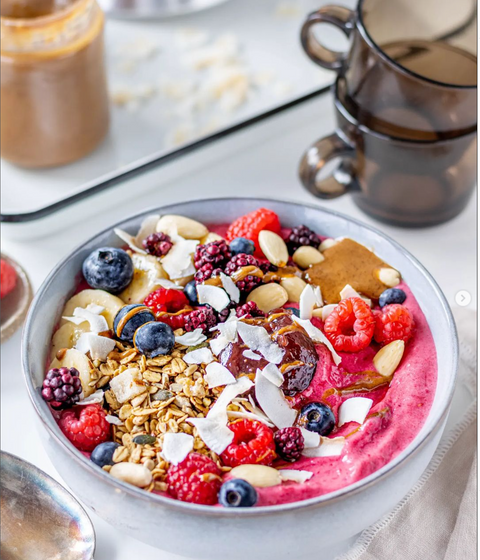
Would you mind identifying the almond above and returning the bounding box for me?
[229,464,282,487]
[156,215,208,240]
[319,238,338,251]
[373,340,405,377]
[280,276,307,303]
[200,231,224,244]
[258,230,289,267]
[247,283,288,313]
[377,267,401,288]
[292,246,324,269]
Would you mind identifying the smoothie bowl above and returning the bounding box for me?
[22,198,457,559]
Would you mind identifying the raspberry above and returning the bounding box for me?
[374,304,414,345]
[194,240,231,270]
[286,225,321,253]
[274,427,305,462]
[226,209,281,257]
[167,452,222,505]
[324,297,375,352]
[236,301,266,319]
[41,367,83,410]
[184,306,218,333]
[144,288,189,315]
[0,259,17,299]
[142,232,173,257]
[225,254,262,293]
[194,264,223,284]
[156,310,191,330]
[220,419,277,467]
[59,404,111,452]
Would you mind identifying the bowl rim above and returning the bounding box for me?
[22,196,458,517]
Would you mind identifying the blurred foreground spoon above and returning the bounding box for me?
[1,451,95,560]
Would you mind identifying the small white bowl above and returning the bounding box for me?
[22,198,457,560]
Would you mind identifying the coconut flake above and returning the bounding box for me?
[161,433,194,465]
[215,319,238,342]
[114,227,147,254]
[188,416,234,454]
[243,349,262,361]
[338,397,373,427]
[226,409,275,427]
[255,369,296,428]
[259,363,284,387]
[210,335,230,356]
[303,436,346,457]
[63,307,109,333]
[197,284,230,312]
[279,470,313,483]
[340,284,372,307]
[299,284,323,320]
[184,347,214,365]
[299,428,321,449]
[161,239,198,279]
[219,272,240,303]
[292,316,342,366]
[175,329,206,346]
[110,368,146,403]
[105,414,123,425]
[204,362,236,388]
[236,322,285,365]
[77,389,104,405]
[209,376,254,418]
[135,214,160,246]
[85,303,104,315]
[155,278,184,290]
[321,304,337,321]
[75,333,116,360]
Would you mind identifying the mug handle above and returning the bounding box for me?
[301,6,355,71]
[298,131,357,199]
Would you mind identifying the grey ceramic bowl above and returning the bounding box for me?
[22,198,457,560]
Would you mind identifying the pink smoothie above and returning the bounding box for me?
[255,282,436,506]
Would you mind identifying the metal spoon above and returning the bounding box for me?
[1,451,95,560]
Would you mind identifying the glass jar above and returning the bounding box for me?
[1,0,110,168]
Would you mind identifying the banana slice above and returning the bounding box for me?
[50,348,95,397]
[50,322,89,360]
[60,289,124,329]
[120,253,168,304]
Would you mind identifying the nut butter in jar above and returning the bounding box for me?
[1,0,110,168]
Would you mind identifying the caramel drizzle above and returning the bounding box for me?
[231,265,264,282]
[323,372,392,400]
[344,407,390,438]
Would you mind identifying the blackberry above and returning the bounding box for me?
[237,275,262,294]
[194,263,222,284]
[142,232,173,257]
[224,253,259,276]
[286,225,320,254]
[194,240,231,270]
[236,301,266,319]
[259,261,278,274]
[41,367,83,410]
[184,306,218,333]
[216,305,233,323]
[274,427,305,462]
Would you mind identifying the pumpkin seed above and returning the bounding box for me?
[133,434,157,445]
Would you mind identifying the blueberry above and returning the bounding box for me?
[218,479,258,508]
[379,288,407,308]
[285,306,300,317]
[134,321,175,358]
[229,237,255,256]
[113,304,155,343]
[299,402,335,436]
[83,247,133,294]
[184,280,199,305]
[91,441,120,467]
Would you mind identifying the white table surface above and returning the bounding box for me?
[1,3,476,558]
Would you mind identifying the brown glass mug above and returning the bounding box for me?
[301,0,477,140]
[299,79,476,227]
